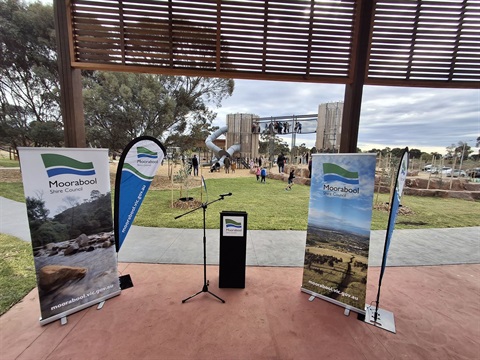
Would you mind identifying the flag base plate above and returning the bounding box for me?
[364,305,396,333]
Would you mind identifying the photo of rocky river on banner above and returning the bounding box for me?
[33,236,118,319]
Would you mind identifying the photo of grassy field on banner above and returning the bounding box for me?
[303,226,369,308]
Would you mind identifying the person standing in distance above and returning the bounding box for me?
[224,156,231,174]
[277,153,285,173]
[191,154,199,176]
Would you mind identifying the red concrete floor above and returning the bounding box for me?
[1,263,479,360]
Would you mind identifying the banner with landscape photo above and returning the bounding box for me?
[301,154,376,313]
[18,147,120,325]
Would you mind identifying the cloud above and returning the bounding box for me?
[359,86,479,151]
[213,79,479,154]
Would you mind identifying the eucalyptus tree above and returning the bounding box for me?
[83,72,234,151]
[0,0,61,148]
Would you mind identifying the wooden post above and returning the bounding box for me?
[54,0,86,147]
[340,0,373,153]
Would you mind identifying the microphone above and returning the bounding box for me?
[219,193,232,197]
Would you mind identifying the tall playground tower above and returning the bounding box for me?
[226,113,260,161]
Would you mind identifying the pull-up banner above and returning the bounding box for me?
[114,136,166,252]
[301,154,376,314]
[17,147,120,325]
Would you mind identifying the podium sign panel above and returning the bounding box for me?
[301,154,376,314]
[18,147,120,325]
[219,211,247,288]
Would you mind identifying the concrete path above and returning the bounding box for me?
[1,196,479,267]
[0,197,31,242]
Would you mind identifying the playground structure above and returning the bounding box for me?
[205,114,259,168]
[206,113,316,168]
[257,113,318,163]
[316,102,344,152]
[205,104,342,168]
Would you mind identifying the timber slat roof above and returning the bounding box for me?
[67,0,479,88]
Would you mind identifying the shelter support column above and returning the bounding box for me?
[340,0,373,153]
[54,0,86,148]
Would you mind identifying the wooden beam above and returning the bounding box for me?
[54,0,86,148]
[340,0,373,153]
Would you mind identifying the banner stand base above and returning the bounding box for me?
[57,300,106,326]
[364,305,396,333]
[40,290,121,326]
[307,293,353,317]
[302,288,366,316]
[119,274,134,290]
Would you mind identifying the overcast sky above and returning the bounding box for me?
[212,79,480,155]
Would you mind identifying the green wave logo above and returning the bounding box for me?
[41,154,95,177]
[225,219,242,229]
[137,147,158,159]
[323,163,359,185]
[123,163,154,181]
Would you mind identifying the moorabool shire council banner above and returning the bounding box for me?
[114,136,166,252]
[18,147,120,325]
[302,153,376,313]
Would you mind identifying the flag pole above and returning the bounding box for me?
[370,147,409,330]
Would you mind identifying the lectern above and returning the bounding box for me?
[219,211,247,288]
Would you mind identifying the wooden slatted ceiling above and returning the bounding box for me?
[70,0,356,83]
[69,0,480,88]
[367,0,480,87]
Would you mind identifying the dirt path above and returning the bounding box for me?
[0,162,255,190]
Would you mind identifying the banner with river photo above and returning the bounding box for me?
[18,147,120,325]
[301,153,376,313]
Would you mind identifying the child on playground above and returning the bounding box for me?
[260,167,267,183]
[255,166,261,181]
[285,169,295,190]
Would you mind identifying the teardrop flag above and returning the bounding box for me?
[380,147,409,280]
[372,147,409,324]
[114,136,166,252]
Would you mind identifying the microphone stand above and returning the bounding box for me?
[175,194,231,303]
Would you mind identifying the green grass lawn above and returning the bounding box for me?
[0,234,36,315]
[137,178,480,230]
[137,177,311,230]
[0,183,25,202]
[0,157,19,168]
[1,177,479,230]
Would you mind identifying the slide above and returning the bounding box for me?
[205,126,240,166]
